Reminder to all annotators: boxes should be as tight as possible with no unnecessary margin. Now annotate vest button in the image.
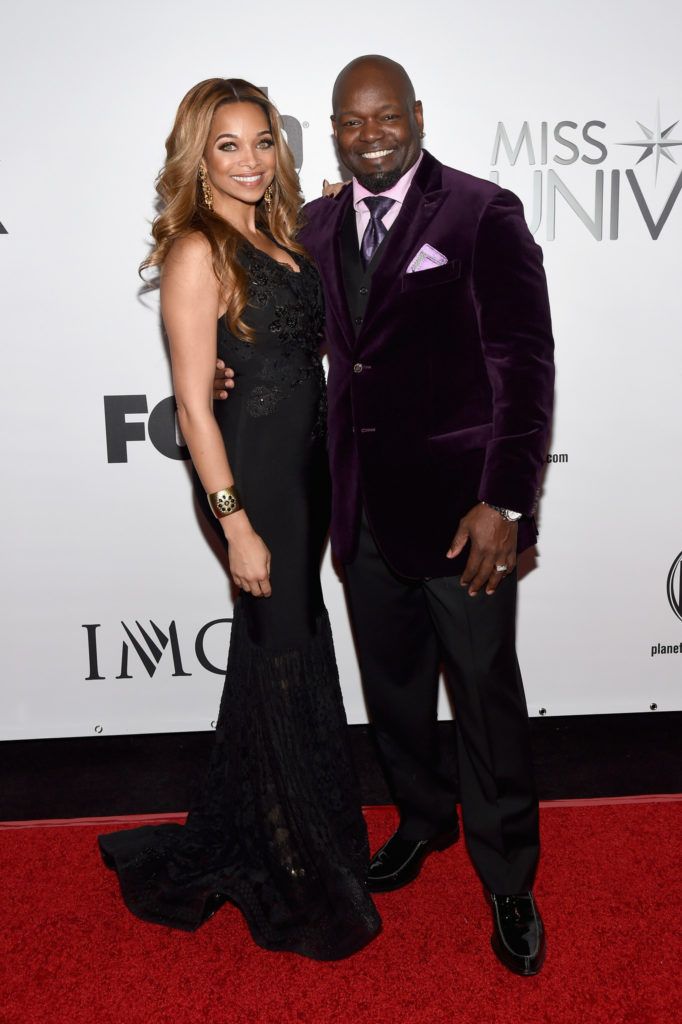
[353,363,363,374]
[354,316,363,326]
[359,287,368,295]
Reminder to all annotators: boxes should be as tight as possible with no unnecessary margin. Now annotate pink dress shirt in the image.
[352,152,424,247]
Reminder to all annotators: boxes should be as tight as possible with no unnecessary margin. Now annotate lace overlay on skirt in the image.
[99,602,381,961]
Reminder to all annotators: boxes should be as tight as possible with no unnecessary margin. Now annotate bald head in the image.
[331,54,423,194]
[332,55,416,115]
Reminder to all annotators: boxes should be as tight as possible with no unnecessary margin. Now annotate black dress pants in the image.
[343,512,539,895]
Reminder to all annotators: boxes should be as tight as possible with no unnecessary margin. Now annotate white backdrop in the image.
[2,0,681,740]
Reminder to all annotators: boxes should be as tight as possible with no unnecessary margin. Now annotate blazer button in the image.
[353,363,363,374]
[359,287,368,295]
[354,316,363,326]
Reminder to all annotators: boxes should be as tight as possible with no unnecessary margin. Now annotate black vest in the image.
[339,203,394,339]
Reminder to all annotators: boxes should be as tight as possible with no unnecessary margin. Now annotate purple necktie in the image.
[360,196,396,268]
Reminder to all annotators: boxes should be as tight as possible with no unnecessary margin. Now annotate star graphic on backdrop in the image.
[619,103,682,181]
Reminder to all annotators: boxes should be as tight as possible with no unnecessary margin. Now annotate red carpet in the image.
[1,800,680,1024]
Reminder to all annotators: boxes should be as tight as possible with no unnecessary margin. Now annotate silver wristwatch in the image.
[485,503,522,523]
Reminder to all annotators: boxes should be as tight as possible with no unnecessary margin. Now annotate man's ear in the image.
[414,100,424,133]
[330,114,338,140]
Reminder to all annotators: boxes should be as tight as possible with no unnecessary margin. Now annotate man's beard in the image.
[355,168,403,193]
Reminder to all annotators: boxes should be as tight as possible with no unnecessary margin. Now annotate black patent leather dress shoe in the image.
[489,891,546,976]
[366,825,460,893]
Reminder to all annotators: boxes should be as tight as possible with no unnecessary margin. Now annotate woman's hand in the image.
[322,178,350,198]
[223,512,272,597]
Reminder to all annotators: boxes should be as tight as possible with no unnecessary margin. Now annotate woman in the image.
[98,79,380,961]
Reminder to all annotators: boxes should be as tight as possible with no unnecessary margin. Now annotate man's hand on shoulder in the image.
[447,503,518,596]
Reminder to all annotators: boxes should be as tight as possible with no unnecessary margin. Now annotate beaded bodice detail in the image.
[217,243,327,436]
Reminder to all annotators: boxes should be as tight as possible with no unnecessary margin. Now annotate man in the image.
[216,56,554,975]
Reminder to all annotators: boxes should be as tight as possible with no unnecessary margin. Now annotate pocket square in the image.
[407,244,449,273]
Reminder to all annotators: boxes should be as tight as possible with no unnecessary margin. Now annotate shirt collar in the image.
[352,151,424,211]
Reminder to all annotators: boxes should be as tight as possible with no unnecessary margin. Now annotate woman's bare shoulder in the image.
[162,232,215,289]
[166,230,213,268]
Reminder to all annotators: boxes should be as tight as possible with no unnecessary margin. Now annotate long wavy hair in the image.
[140,78,306,340]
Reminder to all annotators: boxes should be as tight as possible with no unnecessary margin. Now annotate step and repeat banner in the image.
[1,0,681,739]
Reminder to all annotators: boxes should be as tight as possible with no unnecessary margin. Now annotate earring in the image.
[263,184,273,213]
[198,164,214,210]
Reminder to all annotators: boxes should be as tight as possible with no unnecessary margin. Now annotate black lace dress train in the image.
[98,242,381,960]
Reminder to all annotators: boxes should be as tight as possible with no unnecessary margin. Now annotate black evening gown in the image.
[98,242,381,960]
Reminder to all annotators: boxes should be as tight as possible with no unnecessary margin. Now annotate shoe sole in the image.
[490,934,546,976]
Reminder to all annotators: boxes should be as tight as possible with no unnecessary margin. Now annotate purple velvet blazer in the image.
[299,150,555,578]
